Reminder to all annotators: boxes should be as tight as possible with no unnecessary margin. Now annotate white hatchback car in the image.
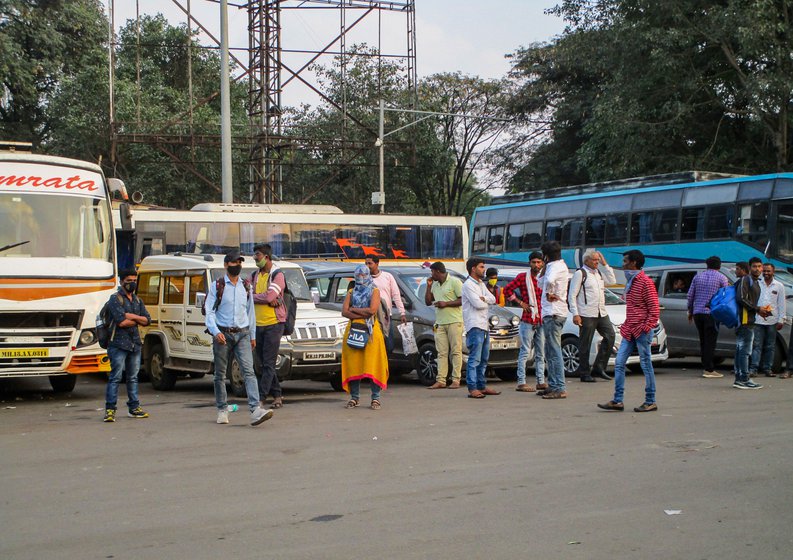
[495,267,669,377]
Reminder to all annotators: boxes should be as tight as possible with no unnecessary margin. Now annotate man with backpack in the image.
[687,256,729,378]
[103,269,151,422]
[568,248,616,383]
[205,250,273,426]
[733,258,771,390]
[252,243,287,408]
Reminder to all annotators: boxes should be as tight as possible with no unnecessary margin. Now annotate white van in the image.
[135,254,346,395]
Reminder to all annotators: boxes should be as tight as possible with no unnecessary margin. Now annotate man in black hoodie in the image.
[734,258,771,389]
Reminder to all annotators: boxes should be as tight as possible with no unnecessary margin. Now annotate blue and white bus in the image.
[470,172,793,271]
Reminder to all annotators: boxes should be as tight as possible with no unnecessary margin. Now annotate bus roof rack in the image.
[171,252,215,261]
[0,140,33,153]
[492,171,743,205]
[190,203,343,214]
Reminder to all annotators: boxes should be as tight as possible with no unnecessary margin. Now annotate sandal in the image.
[370,399,381,410]
[345,399,359,409]
[272,397,283,409]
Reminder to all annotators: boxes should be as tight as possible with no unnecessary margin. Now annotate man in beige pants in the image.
[425,262,464,389]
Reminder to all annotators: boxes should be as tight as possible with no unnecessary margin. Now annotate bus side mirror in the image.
[196,292,206,315]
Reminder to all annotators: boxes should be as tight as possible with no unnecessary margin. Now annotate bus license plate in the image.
[0,348,50,358]
[490,340,517,351]
[304,352,335,361]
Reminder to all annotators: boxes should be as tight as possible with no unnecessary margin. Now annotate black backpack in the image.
[272,269,297,336]
[97,294,123,349]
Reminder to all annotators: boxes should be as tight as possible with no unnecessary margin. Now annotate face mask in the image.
[227,264,242,276]
[488,278,498,286]
[256,258,267,269]
[123,281,137,293]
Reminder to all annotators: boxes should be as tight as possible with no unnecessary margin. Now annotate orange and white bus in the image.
[0,147,124,392]
[116,203,469,274]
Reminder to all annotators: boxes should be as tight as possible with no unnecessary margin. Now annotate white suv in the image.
[135,254,346,395]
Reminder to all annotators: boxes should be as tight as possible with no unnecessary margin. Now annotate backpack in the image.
[97,294,123,349]
[202,276,252,315]
[574,267,589,305]
[272,269,297,336]
[709,282,740,328]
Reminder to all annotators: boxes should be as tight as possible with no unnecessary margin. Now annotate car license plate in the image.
[304,351,335,361]
[0,348,49,358]
[490,340,517,350]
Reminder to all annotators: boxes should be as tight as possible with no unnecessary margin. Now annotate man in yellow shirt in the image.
[252,244,287,408]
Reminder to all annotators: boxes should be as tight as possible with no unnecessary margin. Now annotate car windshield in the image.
[400,272,432,301]
[211,267,312,301]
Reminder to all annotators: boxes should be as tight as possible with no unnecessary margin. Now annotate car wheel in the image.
[417,343,438,386]
[227,355,248,398]
[148,344,177,390]
[329,373,343,392]
[561,336,580,377]
[49,374,76,393]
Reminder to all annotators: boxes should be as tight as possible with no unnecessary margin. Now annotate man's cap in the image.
[224,250,245,263]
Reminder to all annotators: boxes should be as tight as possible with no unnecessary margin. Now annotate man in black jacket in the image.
[734,258,771,390]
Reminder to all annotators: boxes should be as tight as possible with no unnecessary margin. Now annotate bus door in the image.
[135,231,166,265]
[160,270,187,354]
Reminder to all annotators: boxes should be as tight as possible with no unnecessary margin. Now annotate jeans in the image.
[105,345,141,411]
[517,321,545,385]
[256,323,284,398]
[577,315,615,375]
[543,315,566,392]
[693,313,719,372]
[212,330,261,413]
[613,330,656,405]
[435,322,463,384]
[750,324,776,374]
[348,379,382,402]
[465,327,490,391]
[734,325,755,382]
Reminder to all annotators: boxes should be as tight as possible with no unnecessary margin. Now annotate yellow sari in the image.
[341,318,390,392]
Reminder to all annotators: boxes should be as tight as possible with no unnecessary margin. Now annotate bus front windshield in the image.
[0,193,112,261]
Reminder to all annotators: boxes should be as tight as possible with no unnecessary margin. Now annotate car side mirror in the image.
[196,292,206,314]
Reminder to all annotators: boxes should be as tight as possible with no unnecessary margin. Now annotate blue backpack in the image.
[709,282,740,328]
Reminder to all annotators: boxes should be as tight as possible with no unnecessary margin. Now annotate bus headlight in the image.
[77,329,97,347]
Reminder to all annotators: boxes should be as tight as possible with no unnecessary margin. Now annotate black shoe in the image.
[593,370,612,381]
[579,375,596,383]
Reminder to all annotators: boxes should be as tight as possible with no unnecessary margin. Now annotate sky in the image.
[104,0,566,108]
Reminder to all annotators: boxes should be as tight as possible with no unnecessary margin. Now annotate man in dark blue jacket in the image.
[103,269,151,422]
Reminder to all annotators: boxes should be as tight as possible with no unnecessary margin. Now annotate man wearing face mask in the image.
[252,243,286,408]
[103,269,151,422]
[206,250,273,426]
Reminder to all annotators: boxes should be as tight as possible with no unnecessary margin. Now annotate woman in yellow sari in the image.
[341,265,389,409]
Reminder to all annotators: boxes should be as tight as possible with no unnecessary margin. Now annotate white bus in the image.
[116,203,469,273]
[0,149,124,392]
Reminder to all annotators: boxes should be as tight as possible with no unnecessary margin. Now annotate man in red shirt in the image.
[598,250,660,413]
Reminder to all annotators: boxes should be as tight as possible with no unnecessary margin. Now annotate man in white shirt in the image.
[750,262,786,377]
[539,241,569,399]
[568,248,617,383]
[462,257,499,398]
[365,256,407,349]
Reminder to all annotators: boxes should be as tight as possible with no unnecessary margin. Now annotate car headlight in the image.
[489,315,500,327]
[510,316,520,327]
[78,329,97,347]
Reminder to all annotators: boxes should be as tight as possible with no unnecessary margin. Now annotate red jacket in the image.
[620,271,659,341]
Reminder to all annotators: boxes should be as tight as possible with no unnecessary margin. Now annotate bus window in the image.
[586,216,606,246]
[487,225,504,253]
[387,225,420,259]
[187,222,240,254]
[775,201,793,261]
[291,225,342,258]
[139,221,185,253]
[241,223,291,257]
[736,202,769,248]
[630,210,678,243]
[561,218,583,248]
[137,272,161,306]
[472,227,487,254]
[545,220,562,243]
[704,205,734,239]
[681,208,706,241]
[335,225,386,259]
[506,222,542,252]
[605,214,628,245]
[423,226,463,259]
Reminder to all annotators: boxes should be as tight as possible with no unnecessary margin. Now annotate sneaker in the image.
[103,409,115,423]
[250,407,274,426]
[733,380,751,390]
[217,410,229,424]
[702,371,724,378]
[743,380,763,389]
[127,407,149,419]
[633,402,658,412]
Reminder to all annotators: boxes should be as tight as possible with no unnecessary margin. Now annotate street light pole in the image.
[219,0,233,203]
[378,98,385,214]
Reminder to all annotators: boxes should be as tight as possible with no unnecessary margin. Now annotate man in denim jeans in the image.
[598,250,660,412]
[206,250,274,426]
[749,262,785,378]
[103,269,151,422]
[539,241,569,400]
[462,257,498,398]
[733,258,770,389]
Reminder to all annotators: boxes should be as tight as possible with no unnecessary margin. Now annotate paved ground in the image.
[1,359,792,560]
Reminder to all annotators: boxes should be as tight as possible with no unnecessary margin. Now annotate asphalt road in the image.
[1,359,792,560]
